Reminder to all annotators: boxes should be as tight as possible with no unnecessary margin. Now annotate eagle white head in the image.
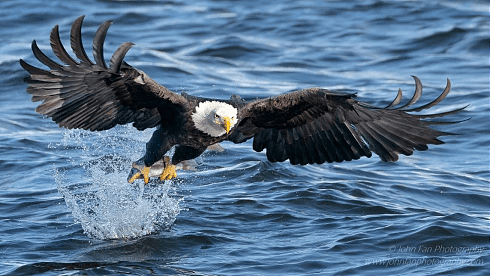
[191,101,238,137]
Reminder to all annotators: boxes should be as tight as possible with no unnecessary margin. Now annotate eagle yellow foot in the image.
[159,156,177,181]
[127,156,178,184]
[127,166,151,184]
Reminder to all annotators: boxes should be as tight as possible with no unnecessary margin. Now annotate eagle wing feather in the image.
[230,77,463,164]
[20,15,187,131]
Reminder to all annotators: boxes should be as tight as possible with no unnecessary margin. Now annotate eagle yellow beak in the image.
[223,116,231,134]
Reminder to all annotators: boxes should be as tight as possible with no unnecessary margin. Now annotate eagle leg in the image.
[159,156,177,181]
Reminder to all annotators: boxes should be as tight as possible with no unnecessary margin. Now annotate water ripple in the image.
[1,0,489,275]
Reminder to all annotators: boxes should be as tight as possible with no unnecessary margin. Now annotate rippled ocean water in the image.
[1,0,489,275]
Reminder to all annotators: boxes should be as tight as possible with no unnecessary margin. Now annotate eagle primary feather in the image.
[20,16,466,183]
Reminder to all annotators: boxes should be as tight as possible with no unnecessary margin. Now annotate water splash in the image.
[53,126,181,240]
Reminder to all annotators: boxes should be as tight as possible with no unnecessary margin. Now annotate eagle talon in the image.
[159,156,177,181]
[127,157,177,183]
[127,165,151,184]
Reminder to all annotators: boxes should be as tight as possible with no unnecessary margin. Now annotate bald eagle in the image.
[20,16,465,184]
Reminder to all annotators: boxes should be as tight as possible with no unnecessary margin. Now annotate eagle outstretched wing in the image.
[20,15,187,131]
[229,77,465,164]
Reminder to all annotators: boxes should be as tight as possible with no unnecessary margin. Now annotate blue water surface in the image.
[0,0,489,275]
